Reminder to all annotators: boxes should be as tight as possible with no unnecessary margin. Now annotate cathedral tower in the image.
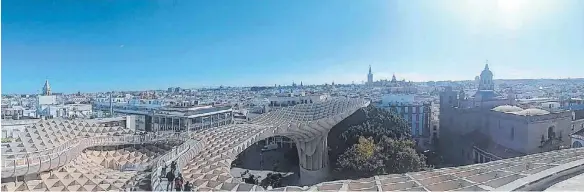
[42,79,51,96]
[367,65,373,84]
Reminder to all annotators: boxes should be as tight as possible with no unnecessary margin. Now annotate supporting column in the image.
[295,136,329,186]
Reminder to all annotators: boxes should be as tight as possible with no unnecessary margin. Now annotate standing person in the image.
[171,161,177,173]
[166,171,175,191]
[161,165,167,178]
[174,174,183,191]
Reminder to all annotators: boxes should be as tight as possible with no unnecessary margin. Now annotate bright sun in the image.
[495,0,529,31]
[496,0,528,13]
[460,0,544,32]
[453,0,560,36]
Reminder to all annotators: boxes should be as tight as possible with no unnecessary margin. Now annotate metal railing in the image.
[149,138,204,191]
[121,137,201,191]
[1,132,187,178]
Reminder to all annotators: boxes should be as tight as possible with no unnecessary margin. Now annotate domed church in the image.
[438,61,576,167]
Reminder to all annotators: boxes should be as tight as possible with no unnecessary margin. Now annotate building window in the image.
[548,126,555,139]
[433,125,437,131]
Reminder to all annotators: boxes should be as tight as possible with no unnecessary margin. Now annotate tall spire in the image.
[42,79,51,96]
[367,65,373,84]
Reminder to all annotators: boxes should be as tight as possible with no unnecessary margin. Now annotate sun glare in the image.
[496,0,529,31]
[458,0,553,33]
[496,0,527,12]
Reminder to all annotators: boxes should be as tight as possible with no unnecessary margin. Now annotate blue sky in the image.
[2,0,583,94]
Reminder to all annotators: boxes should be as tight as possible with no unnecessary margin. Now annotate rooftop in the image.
[154,106,233,117]
[492,105,524,113]
[560,104,584,111]
[513,108,551,116]
[473,90,499,101]
[3,98,584,192]
[491,106,554,116]
[572,128,584,140]
[464,130,525,159]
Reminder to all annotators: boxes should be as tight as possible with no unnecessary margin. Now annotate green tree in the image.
[339,106,411,148]
[1,138,13,143]
[336,136,426,178]
[376,136,427,173]
[336,137,384,178]
[332,106,427,179]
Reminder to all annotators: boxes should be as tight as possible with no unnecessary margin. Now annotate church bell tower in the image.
[367,65,373,84]
[42,79,51,96]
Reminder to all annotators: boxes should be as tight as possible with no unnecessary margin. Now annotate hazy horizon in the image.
[3,77,583,95]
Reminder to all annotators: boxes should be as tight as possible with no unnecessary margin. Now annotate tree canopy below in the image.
[340,106,411,146]
[330,105,427,179]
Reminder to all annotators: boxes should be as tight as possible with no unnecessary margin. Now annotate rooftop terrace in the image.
[2,99,583,191]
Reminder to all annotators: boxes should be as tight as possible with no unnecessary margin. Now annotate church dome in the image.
[513,108,550,116]
[492,105,523,113]
[480,64,493,77]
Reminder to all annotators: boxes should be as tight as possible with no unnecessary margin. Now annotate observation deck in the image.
[2,98,583,191]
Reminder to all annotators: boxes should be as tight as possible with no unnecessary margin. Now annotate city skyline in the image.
[2,0,584,93]
[2,1,584,191]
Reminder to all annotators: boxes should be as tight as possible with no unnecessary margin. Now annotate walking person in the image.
[166,170,175,191]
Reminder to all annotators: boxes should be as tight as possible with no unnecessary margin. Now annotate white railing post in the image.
[11,159,16,177]
[25,154,30,176]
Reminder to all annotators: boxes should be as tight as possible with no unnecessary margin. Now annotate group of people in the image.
[161,161,192,191]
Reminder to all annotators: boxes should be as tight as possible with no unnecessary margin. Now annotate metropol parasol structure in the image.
[2,98,584,191]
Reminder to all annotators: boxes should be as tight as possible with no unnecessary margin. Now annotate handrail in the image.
[121,137,200,191]
[2,138,80,157]
[2,132,179,160]
[1,132,188,178]
[149,138,205,191]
